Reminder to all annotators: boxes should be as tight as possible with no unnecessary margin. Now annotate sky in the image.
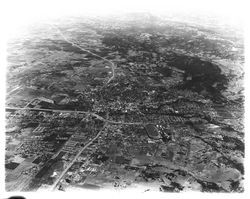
[2,0,246,28]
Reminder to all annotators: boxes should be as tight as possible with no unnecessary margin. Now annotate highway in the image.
[7,86,21,96]
[50,123,108,191]
[6,25,142,192]
[5,106,147,126]
[50,24,116,85]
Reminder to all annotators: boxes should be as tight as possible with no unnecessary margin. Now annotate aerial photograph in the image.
[3,0,245,194]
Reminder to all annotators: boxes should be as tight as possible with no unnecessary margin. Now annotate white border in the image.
[1,0,249,198]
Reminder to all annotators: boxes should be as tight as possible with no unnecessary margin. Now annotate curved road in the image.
[8,25,137,191]
[50,24,116,84]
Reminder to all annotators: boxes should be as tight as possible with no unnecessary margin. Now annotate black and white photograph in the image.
[1,0,248,198]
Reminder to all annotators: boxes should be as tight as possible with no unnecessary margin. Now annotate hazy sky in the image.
[3,0,246,26]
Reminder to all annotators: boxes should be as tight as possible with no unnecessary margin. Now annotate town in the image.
[5,14,244,192]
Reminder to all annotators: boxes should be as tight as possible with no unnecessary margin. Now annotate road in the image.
[50,24,116,84]
[50,123,108,191]
[7,86,21,96]
[5,106,147,126]
[5,25,145,191]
